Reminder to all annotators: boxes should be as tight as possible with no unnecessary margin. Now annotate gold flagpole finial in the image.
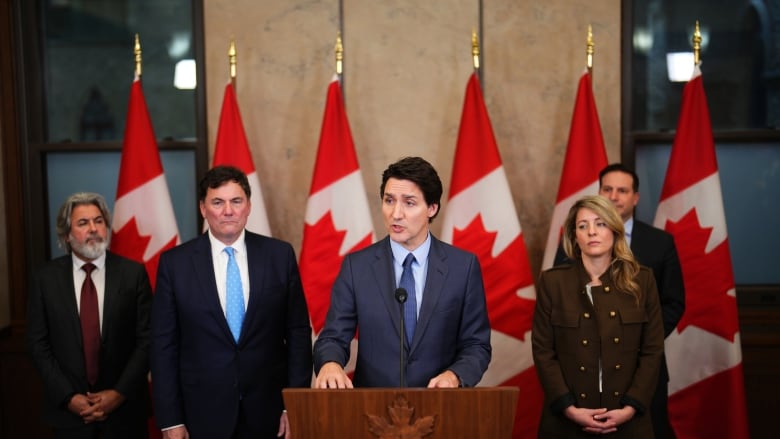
[134,33,142,78]
[586,25,594,73]
[229,39,237,84]
[693,21,702,65]
[335,32,344,75]
[471,29,480,70]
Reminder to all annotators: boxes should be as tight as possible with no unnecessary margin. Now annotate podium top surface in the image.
[283,387,519,439]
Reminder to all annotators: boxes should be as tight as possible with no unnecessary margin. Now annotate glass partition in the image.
[636,142,780,284]
[630,0,776,131]
[41,0,196,142]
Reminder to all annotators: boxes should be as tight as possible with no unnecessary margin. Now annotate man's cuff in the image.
[162,424,185,431]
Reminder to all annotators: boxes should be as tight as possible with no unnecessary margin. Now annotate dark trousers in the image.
[232,400,280,439]
[54,424,101,439]
[53,418,148,439]
[651,377,675,439]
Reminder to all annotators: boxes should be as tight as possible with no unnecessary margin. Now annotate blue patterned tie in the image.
[224,247,245,342]
[400,253,417,345]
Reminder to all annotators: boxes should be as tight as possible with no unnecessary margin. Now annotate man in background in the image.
[28,192,152,438]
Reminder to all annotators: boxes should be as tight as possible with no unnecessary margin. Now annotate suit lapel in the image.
[191,234,235,343]
[101,253,120,342]
[411,236,448,351]
[371,237,404,343]
[241,232,267,342]
[630,221,648,264]
[56,256,83,348]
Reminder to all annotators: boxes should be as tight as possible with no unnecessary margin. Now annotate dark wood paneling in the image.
[1,0,29,328]
[738,286,780,438]
[0,329,53,438]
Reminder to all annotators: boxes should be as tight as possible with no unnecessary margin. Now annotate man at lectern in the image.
[313,156,491,389]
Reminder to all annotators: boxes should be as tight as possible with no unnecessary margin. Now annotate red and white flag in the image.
[541,71,608,269]
[441,72,541,438]
[653,64,749,439]
[299,76,373,371]
[112,77,180,290]
[112,75,179,439]
[212,82,271,236]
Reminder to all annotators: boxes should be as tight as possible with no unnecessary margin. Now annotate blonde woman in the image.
[532,195,664,438]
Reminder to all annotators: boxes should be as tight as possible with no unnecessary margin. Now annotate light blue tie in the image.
[400,253,417,346]
[225,247,245,342]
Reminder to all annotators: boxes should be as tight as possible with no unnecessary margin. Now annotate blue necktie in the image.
[400,253,417,345]
[225,247,245,342]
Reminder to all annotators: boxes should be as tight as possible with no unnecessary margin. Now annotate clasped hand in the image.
[68,390,125,423]
[564,405,636,435]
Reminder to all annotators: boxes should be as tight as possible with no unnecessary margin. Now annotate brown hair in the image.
[562,195,641,302]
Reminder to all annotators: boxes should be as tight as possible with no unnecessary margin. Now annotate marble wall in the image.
[203,0,621,277]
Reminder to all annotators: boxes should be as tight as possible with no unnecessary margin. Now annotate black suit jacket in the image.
[27,252,152,437]
[628,220,685,338]
[151,232,312,438]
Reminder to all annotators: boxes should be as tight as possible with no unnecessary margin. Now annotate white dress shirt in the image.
[208,229,250,314]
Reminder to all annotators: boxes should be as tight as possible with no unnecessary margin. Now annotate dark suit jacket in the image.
[151,232,312,438]
[313,235,491,387]
[629,220,685,339]
[27,252,152,438]
[532,261,664,438]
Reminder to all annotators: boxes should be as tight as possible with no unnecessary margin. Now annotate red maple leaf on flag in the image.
[301,211,372,333]
[452,215,541,438]
[112,218,177,290]
[452,215,535,341]
[112,218,151,262]
[663,208,738,341]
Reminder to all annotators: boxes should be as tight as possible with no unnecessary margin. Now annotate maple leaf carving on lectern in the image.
[365,395,436,439]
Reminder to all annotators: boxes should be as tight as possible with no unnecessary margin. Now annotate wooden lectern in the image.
[283,387,518,438]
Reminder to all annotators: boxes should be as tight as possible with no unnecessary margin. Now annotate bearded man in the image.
[27,192,153,439]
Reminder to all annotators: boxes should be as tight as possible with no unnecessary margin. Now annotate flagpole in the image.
[471,29,480,71]
[692,20,702,66]
[586,25,594,76]
[335,32,343,76]
[229,39,237,87]
[134,33,142,78]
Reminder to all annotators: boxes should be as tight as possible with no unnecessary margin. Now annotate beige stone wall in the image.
[204,0,621,278]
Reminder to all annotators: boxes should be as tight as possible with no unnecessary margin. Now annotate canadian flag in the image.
[212,82,272,236]
[541,71,608,269]
[112,76,180,290]
[111,76,180,439]
[653,64,750,438]
[299,76,373,371]
[441,72,541,438]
